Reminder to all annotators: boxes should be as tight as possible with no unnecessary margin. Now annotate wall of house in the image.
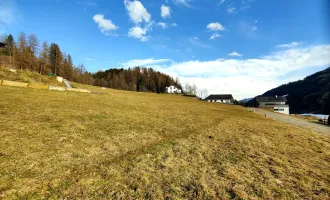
[208,99,233,104]
[166,86,180,94]
[259,101,286,107]
[274,106,290,115]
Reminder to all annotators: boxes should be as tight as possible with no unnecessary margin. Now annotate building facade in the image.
[256,96,290,115]
[165,85,182,94]
[205,94,234,104]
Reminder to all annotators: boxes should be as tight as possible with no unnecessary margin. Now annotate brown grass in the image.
[0,83,330,199]
[0,67,64,87]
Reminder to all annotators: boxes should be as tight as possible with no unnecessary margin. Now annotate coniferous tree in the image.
[49,43,63,76]
[5,34,15,67]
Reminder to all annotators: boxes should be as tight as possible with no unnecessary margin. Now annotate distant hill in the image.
[239,98,253,103]
[247,67,330,114]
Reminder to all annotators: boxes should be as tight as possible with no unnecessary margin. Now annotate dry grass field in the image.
[1,83,330,199]
[0,67,64,87]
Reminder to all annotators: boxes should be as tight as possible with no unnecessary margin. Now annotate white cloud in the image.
[124,0,151,24]
[172,0,192,8]
[227,6,236,14]
[240,6,250,10]
[93,14,118,35]
[157,22,167,29]
[251,26,258,31]
[228,52,243,57]
[149,44,330,99]
[171,23,177,27]
[161,5,171,19]
[77,0,98,7]
[128,26,150,41]
[207,22,225,31]
[219,0,225,4]
[122,58,171,67]
[210,33,221,40]
[84,58,93,61]
[276,42,302,49]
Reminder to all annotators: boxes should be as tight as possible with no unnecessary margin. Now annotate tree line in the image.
[0,32,190,94]
[0,32,93,85]
[93,67,182,93]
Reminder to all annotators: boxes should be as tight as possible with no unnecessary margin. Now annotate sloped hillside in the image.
[1,83,330,199]
[248,67,330,114]
[0,67,64,87]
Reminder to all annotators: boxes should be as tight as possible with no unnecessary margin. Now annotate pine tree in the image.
[5,34,15,67]
[67,54,73,80]
[49,43,63,76]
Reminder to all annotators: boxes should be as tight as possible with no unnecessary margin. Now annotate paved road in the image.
[249,108,330,135]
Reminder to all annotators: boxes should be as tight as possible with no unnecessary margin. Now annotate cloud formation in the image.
[123,44,330,99]
[276,42,302,48]
[128,26,150,41]
[161,5,171,19]
[124,0,151,24]
[228,52,243,56]
[124,0,153,41]
[122,58,171,67]
[207,22,225,31]
[156,22,167,29]
[172,0,192,8]
[93,14,118,35]
[210,33,221,40]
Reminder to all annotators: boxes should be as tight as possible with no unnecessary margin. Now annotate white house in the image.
[256,95,290,115]
[166,85,182,94]
[204,94,234,104]
[274,105,290,115]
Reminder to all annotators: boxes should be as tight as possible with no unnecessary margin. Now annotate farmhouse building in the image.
[205,94,234,104]
[166,85,182,94]
[256,96,290,115]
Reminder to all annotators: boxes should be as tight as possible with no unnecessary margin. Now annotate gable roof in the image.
[256,96,287,103]
[205,94,234,100]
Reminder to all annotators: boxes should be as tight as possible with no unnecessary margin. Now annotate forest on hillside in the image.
[0,33,94,85]
[0,32,184,94]
[94,68,182,93]
[247,67,330,114]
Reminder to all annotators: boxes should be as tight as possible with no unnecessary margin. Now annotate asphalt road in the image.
[249,108,330,135]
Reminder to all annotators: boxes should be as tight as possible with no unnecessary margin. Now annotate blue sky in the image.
[1,0,330,99]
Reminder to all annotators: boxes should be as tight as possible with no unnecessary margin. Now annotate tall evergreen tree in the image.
[49,43,63,76]
[5,34,15,67]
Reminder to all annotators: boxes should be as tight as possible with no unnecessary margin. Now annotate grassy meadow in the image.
[1,84,330,199]
[0,67,64,87]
